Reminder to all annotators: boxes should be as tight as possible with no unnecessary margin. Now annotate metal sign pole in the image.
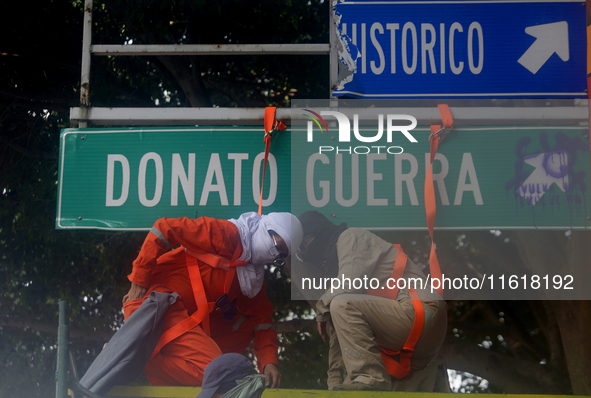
[55,301,69,398]
[79,0,93,128]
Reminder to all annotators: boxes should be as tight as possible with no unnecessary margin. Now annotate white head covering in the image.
[229,212,303,298]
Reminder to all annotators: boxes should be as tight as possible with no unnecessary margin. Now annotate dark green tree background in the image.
[1,1,590,397]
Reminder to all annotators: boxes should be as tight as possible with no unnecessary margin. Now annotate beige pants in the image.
[326,294,447,391]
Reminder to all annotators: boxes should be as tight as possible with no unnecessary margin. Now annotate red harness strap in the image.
[150,245,246,359]
[425,104,453,297]
[360,106,452,377]
[366,244,406,300]
[367,245,425,379]
[367,105,451,375]
[378,288,425,379]
[258,107,286,216]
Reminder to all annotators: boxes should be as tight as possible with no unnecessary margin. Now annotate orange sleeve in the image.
[128,217,238,288]
[237,282,278,372]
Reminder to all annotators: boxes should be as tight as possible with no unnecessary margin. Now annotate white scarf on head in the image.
[229,212,303,298]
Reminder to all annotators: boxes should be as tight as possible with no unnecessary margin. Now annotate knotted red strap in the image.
[258,107,286,215]
[379,288,425,379]
[425,104,452,297]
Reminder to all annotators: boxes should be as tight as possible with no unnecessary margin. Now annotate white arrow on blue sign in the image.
[332,0,586,99]
[517,21,570,75]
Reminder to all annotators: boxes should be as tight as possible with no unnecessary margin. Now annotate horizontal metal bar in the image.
[91,44,330,56]
[70,106,589,127]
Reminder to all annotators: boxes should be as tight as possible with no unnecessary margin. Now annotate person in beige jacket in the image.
[296,211,448,391]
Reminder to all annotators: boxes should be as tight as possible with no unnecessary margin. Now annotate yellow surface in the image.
[100,386,584,398]
[106,385,201,397]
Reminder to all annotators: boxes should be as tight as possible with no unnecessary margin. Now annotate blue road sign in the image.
[332,0,587,99]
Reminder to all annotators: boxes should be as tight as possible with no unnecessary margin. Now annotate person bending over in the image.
[296,211,447,391]
[123,212,303,388]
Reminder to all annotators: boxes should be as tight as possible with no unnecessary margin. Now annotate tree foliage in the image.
[1,1,590,397]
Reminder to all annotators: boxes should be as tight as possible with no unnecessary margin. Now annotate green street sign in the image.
[56,127,292,230]
[290,126,590,230]
[57,126,590,231]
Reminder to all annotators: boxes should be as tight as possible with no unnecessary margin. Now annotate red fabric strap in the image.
[367,244,407,300]
[387,244,407,299]
[366,245,426,379]
[186,254,210,336]
[425,104,452,297]
[150,253,209,359]
[150,247,244,359]
[258,134,272,216]
[184,241,247,270]
[378,288,425,379]
[258,107,286,215]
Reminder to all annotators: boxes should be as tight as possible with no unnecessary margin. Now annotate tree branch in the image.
[529,300,565,364]
[156,56,212,107]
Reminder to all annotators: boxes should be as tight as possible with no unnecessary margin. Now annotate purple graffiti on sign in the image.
[505,131,589,228]
[516,151,568,206]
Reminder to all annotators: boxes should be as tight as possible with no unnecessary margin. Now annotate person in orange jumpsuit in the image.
[122,212,303,388]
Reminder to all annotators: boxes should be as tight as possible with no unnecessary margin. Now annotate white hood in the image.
[229,212,303,298]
